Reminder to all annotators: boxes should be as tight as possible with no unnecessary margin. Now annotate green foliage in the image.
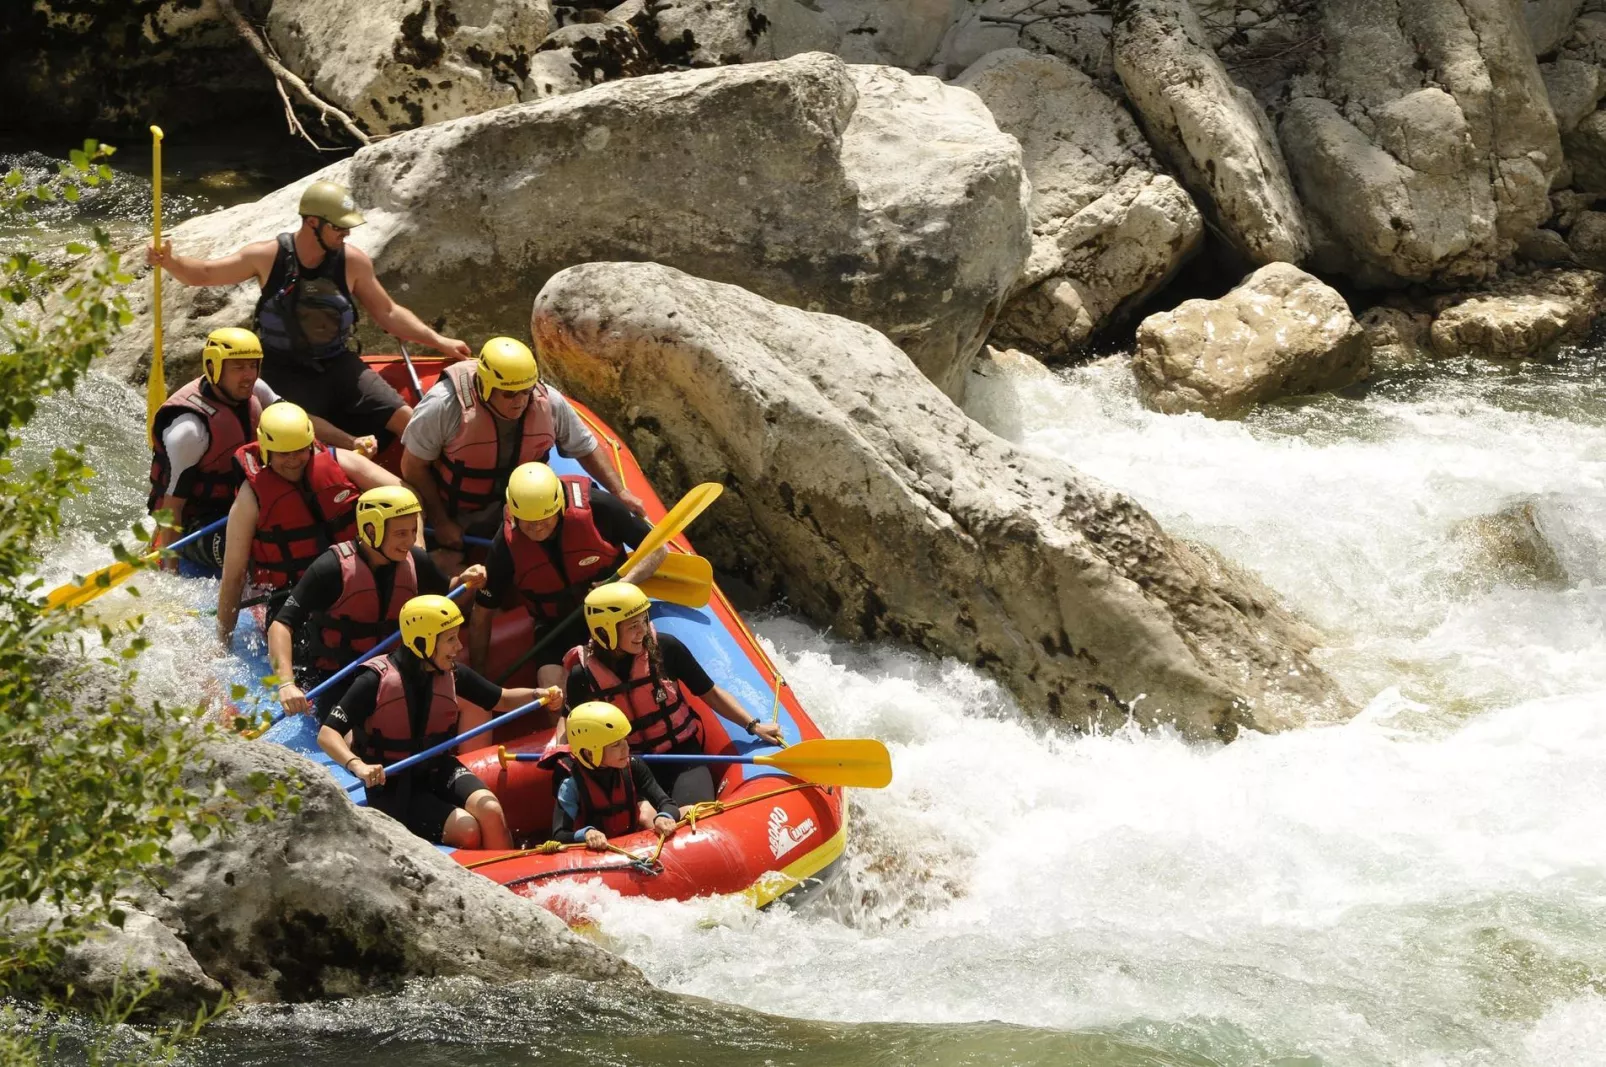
[0,142,278,1050]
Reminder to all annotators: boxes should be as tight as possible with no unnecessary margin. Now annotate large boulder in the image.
[532,261,1353,740]
[955,49,1203,358]
[0,0,276,137]
[524,19,657,100]
[1132,263,1371,418]
[263,0,555,135]
[1278,0,1563,286]
[125,739,629,1002]
[1111,0,1310,267]
[108,54,1029,400]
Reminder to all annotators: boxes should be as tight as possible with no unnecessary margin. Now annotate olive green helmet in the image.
[298,179,365,229]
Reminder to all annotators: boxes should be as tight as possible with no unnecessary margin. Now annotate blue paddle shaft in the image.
[346,694,549,788]
[506,752,772,765]
[301,582,466,702]
[163,515,228,553]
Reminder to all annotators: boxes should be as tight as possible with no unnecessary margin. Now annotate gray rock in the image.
[1528,0,1587,57]
[631,0,840,67]
[1427,267,1606,358]
[3,901,223,1020]
[934,0,1115,83]
[1564,107,1606,192]
[1541,58,1605,131]
[1449,497,1569,589]
[532,260,1353,740]
[110,55,1030,401]
[1132,263,1372,418]
[1569,209,1606,266]
[127,739,629,1002]
[524,20,656,99]
[1112,0,1310,267]
[1517,226,1577,264]
[1279,0,1563,286]
[264,0,555,135]
[955,49,1203,357]
[1360,304,1435,369]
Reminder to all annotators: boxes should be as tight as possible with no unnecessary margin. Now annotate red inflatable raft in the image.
[246,354,847,919]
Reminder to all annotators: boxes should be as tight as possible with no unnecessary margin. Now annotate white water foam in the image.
[30,354,1606,1065]
[560,355,1606,1065]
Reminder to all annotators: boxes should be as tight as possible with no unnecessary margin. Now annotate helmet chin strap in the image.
[310,218,337,256]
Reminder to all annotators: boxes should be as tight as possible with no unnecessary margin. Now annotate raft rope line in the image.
[464,782,817,887]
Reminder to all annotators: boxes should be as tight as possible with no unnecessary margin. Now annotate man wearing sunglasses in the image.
[147,180,471,452]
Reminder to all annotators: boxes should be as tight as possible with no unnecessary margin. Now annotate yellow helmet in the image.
[355,485,422,550]
[257,402,316,454]
[475,336,540,402]
[399,594,463,659]
[584,582,650,651]
[201,327,263,385]
[567,701,632,770]
[298,179,365,228]
[505,462,564,522]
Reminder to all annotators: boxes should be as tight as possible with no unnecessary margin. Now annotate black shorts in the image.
[264,350,407,443]
[368,759,488,844]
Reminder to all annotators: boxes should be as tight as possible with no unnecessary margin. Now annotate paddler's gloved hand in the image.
[352,435,378,458]
[653,815,676,839]
[540,686,564,711]
[584,828,609,851]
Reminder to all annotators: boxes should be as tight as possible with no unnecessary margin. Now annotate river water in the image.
[12,145,1606,1066]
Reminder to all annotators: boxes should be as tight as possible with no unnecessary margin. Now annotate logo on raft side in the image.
[768,805,816,860]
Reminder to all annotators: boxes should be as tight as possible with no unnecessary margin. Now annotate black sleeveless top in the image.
[253,233,359,365]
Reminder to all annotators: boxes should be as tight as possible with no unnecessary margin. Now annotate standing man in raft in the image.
[145,179,471,448]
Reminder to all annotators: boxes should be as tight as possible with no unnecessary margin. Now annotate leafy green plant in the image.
[0,142,283,1056]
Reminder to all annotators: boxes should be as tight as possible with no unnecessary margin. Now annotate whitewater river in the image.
[14,146,1606,1066]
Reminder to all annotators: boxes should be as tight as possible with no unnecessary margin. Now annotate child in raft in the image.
[543,702,680,850]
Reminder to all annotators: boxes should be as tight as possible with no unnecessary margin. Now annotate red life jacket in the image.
[306,541,419,672]
[235,443,359,590]
[147,376,261,526]
[433,361,556,517]
[355,654,460,766]
[505,477,624,622]
[562,628,704,755]
[538,746,638,838]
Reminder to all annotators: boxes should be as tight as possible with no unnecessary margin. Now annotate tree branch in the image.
[214,0,372,149]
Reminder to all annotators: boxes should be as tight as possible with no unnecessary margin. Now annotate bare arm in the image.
[216,486,259,648]
[619,545,667,585]
[577,449,631,504]
[703,684,785,745]
[147,239,276,288]
[152,494,186,564]
[400,448,458,542]
[335,447,400,490]
[310,415,374,456]
[468,603,495,674]
[347,248,471,360]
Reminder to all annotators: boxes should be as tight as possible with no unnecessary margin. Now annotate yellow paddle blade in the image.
[619,483,722,576]
[637,553,714,608]
[756,738,893,789]
[42,557,148,613]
